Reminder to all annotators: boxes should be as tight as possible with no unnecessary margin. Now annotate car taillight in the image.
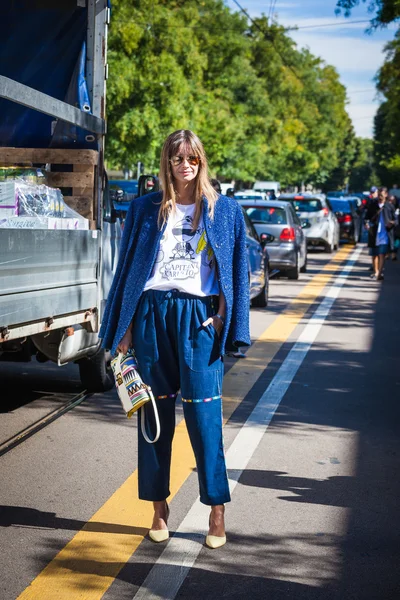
[362,198,367,205]
[337,214,352,223]
[280,227,296,241]
[322,207,329,216]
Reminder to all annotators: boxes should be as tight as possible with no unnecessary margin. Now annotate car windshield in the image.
[329,199,351,212]
[286,198,322,213]
[110,180,138,193]
[245,206,287,224]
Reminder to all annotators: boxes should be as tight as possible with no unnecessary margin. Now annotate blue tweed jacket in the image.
[99,192,250,356]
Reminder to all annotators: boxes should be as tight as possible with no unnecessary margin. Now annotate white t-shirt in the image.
[144,203,219,296]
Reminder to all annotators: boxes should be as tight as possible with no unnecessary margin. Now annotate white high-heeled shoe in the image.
[149,502,169,543]
[149,528,169,543]
[205,534,226,549]
[206,506,226,548]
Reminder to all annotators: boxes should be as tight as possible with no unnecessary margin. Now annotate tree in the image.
[106,0,356,189]
[336,0,400,186]
[335,0,400,27]
[348,138,379,190]
[373,30,400,184]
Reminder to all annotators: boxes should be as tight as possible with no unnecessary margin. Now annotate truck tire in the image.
[78,347,114,392]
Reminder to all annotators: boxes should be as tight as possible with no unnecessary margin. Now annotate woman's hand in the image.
[202,314,224,337]
[116,329,133,355]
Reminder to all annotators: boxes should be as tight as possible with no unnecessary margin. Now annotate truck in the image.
[0,0,120,392]
[253,181,281,195]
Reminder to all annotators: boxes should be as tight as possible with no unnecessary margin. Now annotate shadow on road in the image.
[236,258,400,599]
[0,505,148,537]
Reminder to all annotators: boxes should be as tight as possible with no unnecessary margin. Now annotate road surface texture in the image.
[1,244,399,600]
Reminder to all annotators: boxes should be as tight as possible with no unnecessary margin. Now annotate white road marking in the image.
[133,247,363,600]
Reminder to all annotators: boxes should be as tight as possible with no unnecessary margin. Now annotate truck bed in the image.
[0,229,99,329]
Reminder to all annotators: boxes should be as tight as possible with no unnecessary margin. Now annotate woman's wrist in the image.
[215,313,225,325]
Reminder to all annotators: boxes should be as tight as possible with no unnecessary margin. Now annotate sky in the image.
[225,0,397,138]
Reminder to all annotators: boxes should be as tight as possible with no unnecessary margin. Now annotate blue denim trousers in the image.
[131,289,231,506]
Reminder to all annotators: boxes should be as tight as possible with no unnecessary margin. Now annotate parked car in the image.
[327,197,362,244]
[280,193,340,253]
[326,190,347,198]
[109,179,138,201]
[240,207,270,307]
[350,192,369,208]
[235,190,268,201]
[237,199,307,280]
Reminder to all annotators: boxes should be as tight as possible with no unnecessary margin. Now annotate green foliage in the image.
[373,29,400,184]
[336,1,400,185]
[348,138,379,190]
[335,0,400,27]
[106,0,356,188]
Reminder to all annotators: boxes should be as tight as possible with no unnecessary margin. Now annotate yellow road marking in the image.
[223,245,353,417]
[18,246,354,600]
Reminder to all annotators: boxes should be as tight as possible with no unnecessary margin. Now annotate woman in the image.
[100,130,250,549]
[365,187,395,280]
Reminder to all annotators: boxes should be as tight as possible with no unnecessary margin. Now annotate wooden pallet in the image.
[0,148,99,227]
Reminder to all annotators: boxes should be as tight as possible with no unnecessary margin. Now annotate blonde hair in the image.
[158,130,218,229]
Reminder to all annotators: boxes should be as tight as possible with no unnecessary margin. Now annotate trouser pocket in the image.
[189,301,221,372]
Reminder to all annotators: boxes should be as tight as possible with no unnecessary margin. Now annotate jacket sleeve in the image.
[229,204,251,348]
[99,200,137,344]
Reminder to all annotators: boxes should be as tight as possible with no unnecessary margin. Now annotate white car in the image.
[234,191,268,201]
[279,193,340,253]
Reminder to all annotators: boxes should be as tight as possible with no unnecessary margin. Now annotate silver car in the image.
[237,199,307,280]
[280,193,340,253]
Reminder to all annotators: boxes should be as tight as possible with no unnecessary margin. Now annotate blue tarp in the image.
[0,0,94,148]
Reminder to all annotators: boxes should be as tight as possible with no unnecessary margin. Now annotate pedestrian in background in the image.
[100,129,250,549]
[368,186,378,205]
[365,187,395,280]
[389,183,400,202]
[366,186,379,272]
[388,194,399,260]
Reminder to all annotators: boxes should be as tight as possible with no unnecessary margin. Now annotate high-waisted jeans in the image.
[131,289,230,506]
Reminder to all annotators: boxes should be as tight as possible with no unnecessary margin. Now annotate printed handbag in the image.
[111,349,160,443]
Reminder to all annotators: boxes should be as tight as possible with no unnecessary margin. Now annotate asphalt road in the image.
[1,244,399,600]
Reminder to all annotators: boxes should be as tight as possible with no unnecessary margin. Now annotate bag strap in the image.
[141,386,160,444]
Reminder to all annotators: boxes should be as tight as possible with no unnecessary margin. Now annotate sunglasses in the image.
[169,155,200,167]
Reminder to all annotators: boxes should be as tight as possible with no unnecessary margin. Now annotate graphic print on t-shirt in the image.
[161,214,197,280]
[157,213,214,281]
[170,216,197,261]
[197,230,215,269]
[144,203,219,295]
